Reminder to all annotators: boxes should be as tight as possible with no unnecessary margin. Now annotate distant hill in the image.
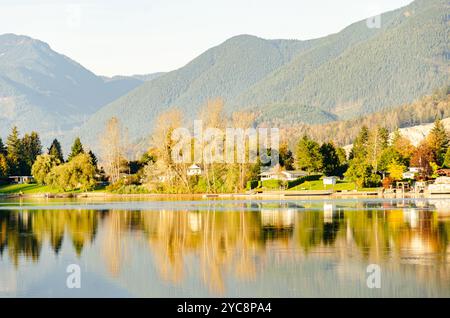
[0,34,143,141]
[75,0,449,151]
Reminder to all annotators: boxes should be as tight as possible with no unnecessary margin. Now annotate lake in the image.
[0,197,450,297]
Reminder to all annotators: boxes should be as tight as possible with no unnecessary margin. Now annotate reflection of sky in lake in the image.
[0,198,450,297]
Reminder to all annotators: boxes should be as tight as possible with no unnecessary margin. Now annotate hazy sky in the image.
[1,0,413,76]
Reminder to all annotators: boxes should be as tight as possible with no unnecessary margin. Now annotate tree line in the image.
[0,127,99,191]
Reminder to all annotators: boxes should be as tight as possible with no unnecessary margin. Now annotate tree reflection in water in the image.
[0,199,450,295]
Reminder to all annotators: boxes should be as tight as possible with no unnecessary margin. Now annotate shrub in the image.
[262,179,283,189]
[287,174,322,189]
[246,180,259,190]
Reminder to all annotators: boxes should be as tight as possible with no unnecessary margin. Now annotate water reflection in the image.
[0,198,450,297]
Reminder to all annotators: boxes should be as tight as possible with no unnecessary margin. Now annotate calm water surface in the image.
[1,197,450,297]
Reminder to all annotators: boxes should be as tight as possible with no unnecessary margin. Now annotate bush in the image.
[246,180,259,190]
[262,179,283,189]
[287,174,322,189]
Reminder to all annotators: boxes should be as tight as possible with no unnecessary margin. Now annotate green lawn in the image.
[0,183,55,194]
[0,183,107,194]
[289,180,380,192]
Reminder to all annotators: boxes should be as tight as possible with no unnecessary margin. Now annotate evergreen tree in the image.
[88,150,98,168]
[0,154,8,178]
[68,137,84,161]
[349,126,369,160]
[48,139,64,163]
[427,119,449,166]
[320,142,340,176]
[22,132,42,175]
[6,126,24,176]
[442,147,450,169]
[295,135,323,173]
[0,137,6,156]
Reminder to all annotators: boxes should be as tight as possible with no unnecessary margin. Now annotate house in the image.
[259,168,307,181]
[187,164,202,176]
[9,176,34,184]
[428,177,450,194]
[323,176,337,186]
[403,167,423,179]
[402,171,416,180]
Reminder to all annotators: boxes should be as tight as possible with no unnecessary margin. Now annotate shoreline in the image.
[1,190,448,200]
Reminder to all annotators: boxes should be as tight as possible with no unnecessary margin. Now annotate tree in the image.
[22,132,42,175]
[6,126,24,176]
[0,138,6,156]
[88,150,98,168]
[444,147,450,168]
[278,142,294,170]
[410,141,435,177]
[0,154,8,178]
[320,142,341,176]
[68,137,84,161]
[387,161,406,180]
[427,119,449,166]
[151,109,191,192]
[48,139,64,163]
[391,129,415,163]
[31,154,61,185]
[349,126,369,160]
[295,135,322,173]
[367,126,389,172]
[46,153,96,191]
[344,161,373,188]
[101,117,125,184]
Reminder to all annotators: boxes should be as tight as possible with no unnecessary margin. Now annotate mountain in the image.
[0,33,144,141]
[75,0,449,152]
[74,35,317,148]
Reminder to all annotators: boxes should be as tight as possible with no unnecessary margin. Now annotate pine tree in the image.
[22,131,42,175]
[295,135,323,173]
[320,142,340,176]
[68,137,84,161]
[88,150,98,168]
[443,147,450,169]
[0,137,6,156]
[427,119,449,166]
[6,126,24,176]
[48,139,64,163]
[349,126,369,160]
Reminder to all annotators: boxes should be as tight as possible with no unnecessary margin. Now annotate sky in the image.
[0,0,414,77]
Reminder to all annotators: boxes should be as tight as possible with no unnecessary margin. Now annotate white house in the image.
[187,164,202,176]
[323,176,337,186]
[9,176,34,184]
[259,169,307,181]
[402,171,416,180]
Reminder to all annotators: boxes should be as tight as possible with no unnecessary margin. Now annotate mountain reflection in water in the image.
[0,198,449,297]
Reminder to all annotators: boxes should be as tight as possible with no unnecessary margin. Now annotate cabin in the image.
[187,164,202,176]
[9,176,34,184]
